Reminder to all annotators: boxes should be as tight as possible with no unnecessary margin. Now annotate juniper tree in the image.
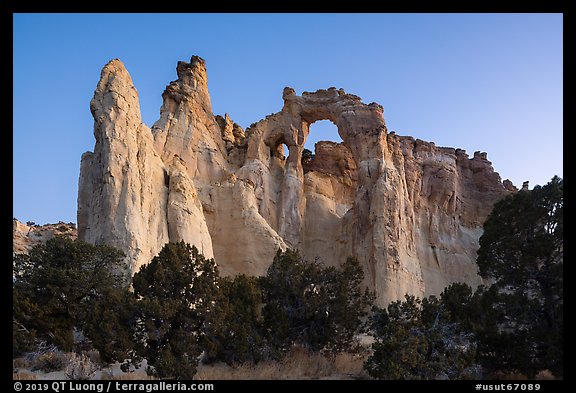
[13,237,127,354]
[203,274,266,365]
[261,249,373,356]
[364,295,480,380]
[132,242,220,379]
[476,176,563,377]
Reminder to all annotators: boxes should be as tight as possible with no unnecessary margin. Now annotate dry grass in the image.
[101,370,156,380]
[333,351,367,376]
[13,357,32,370]
[65,353,100,380]
[490,370,558,380]
[13,371,38,380]
[491,371,529,380]
[195,347,369,380]
[535,370,556,380]
[33,351,70,373]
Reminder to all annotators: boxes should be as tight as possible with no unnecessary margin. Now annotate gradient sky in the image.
[13,13,563,225]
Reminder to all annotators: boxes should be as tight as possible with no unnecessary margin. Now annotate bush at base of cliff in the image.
[261,249,374,357]
[13,237,127,354]
[203,274,266,365]
[132,241,220,380]
[364,294,480,380]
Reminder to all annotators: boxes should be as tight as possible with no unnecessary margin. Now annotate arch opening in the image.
[270,142,289,161]
[305,120,343,153]
[301,118,358,185]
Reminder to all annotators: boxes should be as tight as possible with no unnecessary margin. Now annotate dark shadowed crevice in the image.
[270,142,289,161]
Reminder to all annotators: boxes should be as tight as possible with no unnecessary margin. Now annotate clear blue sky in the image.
[13,13,563,225]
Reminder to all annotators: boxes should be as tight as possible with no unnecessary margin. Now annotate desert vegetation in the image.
[13,177,562,380]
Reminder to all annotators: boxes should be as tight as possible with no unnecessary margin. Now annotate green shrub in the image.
[262,249,373,356]
[133,242,220,380]
[13,237,127,353]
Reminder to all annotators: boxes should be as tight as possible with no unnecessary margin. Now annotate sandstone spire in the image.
[151,56,229,184]
[78,59,169,273]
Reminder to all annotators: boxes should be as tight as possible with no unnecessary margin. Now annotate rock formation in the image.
[78,56,515,305]
[13,219,77,255]
[78,59,172,274]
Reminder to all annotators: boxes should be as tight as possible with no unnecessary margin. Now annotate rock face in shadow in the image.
[78,56,515,305]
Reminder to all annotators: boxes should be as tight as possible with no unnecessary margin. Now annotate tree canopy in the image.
[13,237,127,354]
[476,176,563,377]
[364,292,480,380]
[261,249,373,355]
[132,241,220,379]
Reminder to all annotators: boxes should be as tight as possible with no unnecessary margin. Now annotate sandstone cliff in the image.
[13,219,77,255]
[78,56,515,305]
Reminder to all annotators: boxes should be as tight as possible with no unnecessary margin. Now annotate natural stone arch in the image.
[280,87,387,169]
[247,87,388,252]
[79,56,515,309]
[267,132,290,161]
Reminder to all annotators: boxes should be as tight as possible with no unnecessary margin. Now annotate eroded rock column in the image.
[78,59,169,274]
